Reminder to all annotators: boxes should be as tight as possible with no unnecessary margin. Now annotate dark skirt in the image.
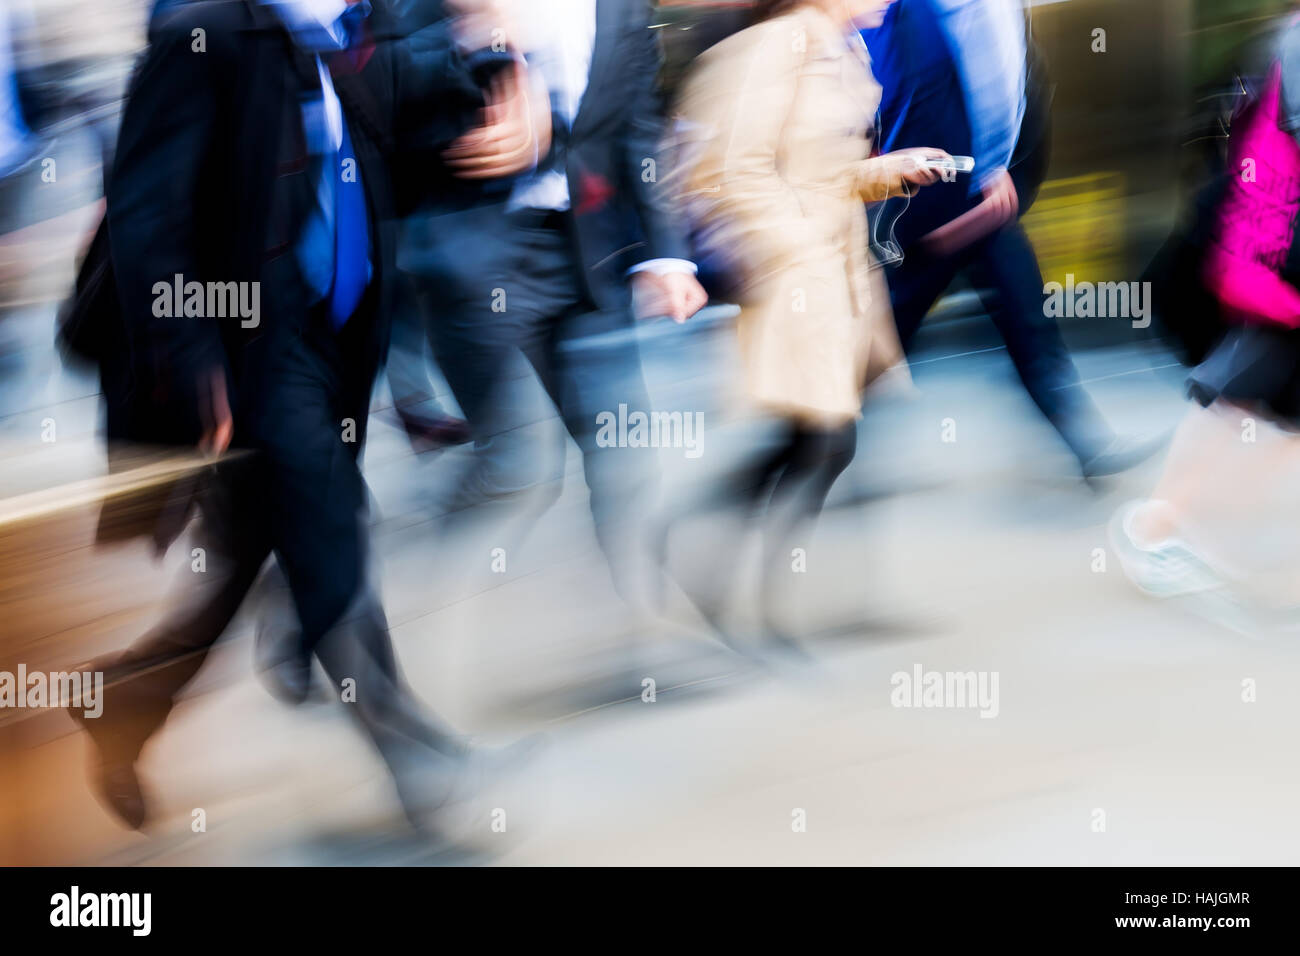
[1187,324,1300,427]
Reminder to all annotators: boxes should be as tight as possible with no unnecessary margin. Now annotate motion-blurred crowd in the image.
[4,0,1300,840]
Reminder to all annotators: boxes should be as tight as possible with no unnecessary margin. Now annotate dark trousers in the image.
[719,420,858,574]
[889,221,1113,461]
[665,418,858,625]
[91,307,464,795]
[386,271,451,414]
[410,205,653,558]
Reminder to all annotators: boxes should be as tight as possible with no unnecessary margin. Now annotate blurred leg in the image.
[969,223,1114,461]
[251,324,471,809]
[421,216,568,501]
[311,586,469,814]
[656,421,803,635]
[1135,401,1300,553]
[385,276,470,449]
[387,274,441,412]
[253,332,369,648]
[759,421,858,631]
[548,306,658,585]
[72,462,270,828]
[885,249,964,353]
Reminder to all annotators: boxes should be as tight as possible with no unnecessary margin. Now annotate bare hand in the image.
[920,168,1019,257]
[631,271,708,323]
[443,61,551,180]
[883,147,954,189]
[198,367,233,456]
[979,167,1019,225]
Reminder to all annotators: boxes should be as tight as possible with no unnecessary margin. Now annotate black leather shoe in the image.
[254,589,315,705]
[67,704,148,830]
[400,734,549,841]
[259,646,314,706]
[395,407,472,450]
[94,761,148,831]
[1080,433,1167,478]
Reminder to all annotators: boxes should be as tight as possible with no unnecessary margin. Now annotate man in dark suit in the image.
[399,0,706,604]
[71,0,543,831]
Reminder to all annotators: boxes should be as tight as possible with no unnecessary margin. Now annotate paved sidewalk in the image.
[5,307,1300,865]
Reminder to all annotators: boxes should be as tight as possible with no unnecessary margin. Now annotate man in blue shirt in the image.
[864,0,1154,477]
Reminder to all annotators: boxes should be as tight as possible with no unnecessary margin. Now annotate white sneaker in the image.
[1108,501,1227,598]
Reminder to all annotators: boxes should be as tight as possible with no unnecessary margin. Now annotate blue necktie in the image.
[329,115,368,328]
[328,5,369,328]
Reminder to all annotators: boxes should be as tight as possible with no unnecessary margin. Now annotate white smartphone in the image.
[923,155,975,174]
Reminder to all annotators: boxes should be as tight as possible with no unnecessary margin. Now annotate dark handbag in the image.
[54,215,203,549]
[55,215,121,366]
[1010,37,1053,211]
[1141,174,1230,367]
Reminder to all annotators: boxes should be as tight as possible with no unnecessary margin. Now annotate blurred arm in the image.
[623,3,692,266]
[106,12,228,411]
[391,10,517,154]
[1205,245,1300,329]
[678,19,835,279]
[932,0,1026,194]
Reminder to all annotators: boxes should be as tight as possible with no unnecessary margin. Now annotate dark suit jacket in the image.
[105,0,496,445]
[401,0,690,314]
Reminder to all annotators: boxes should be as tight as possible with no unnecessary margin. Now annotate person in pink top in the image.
[1204,66,1300,329]
[1112,28,1300,611]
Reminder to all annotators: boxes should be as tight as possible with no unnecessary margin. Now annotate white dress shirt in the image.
[263,0,354,151]
[507,0,596,212]
[506,0,693,277]
[262,0,373,296]
[931,0,1027,191]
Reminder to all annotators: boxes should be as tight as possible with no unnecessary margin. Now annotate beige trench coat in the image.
[672,7,911,426]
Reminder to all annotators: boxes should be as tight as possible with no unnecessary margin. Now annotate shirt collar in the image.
[262,0,370,52]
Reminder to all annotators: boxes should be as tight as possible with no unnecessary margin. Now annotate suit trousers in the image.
[411,205,654,559]
[89,305,465,795]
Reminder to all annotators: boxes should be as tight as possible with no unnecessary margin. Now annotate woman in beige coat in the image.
[658,0,949,650]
